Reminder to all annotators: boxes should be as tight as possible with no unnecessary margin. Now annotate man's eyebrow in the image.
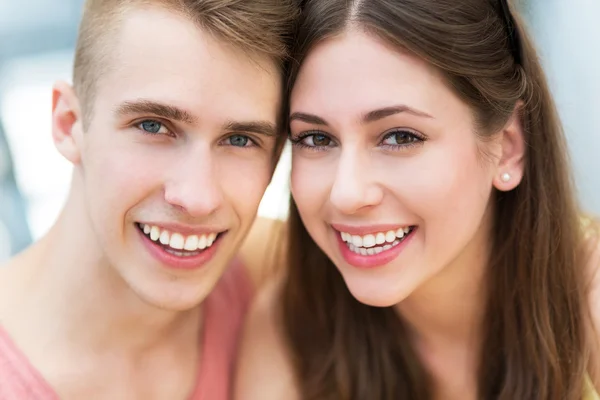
[362,105,433,123]
[224,120,277,137]
[115,100,198,124]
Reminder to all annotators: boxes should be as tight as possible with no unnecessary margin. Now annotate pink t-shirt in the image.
[0,259,253,400]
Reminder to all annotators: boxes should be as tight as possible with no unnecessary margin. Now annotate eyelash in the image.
[380,129,425,150]
[289,129,426,151]
[135,119,258,148]
[221,134,259,148]
[136,119,175,137]
[289,130,334,152]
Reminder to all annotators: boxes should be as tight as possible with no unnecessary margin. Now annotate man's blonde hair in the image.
[73,0,299,125]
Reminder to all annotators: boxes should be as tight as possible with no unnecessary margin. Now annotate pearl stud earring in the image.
[501,172,511,182]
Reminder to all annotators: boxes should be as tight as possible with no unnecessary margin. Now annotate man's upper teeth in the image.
[142,224,217,251]
[340,227,411,248]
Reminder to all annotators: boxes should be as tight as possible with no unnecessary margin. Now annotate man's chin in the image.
[124,275,220,312]
[135,288,211,312]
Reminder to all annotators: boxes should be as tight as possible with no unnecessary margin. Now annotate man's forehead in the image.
[93,8,281,126]
[112,7,280,78]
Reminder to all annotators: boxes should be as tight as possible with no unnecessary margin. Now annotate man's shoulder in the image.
[0,253,29,315]
[233,279,299,400]
[0,323,59,399]
[208,256,254,310]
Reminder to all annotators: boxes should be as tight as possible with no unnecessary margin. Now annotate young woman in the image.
[236,0,600,399]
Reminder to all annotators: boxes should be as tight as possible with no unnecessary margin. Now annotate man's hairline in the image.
[78,2,284,129]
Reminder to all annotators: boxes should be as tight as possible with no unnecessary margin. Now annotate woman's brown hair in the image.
[281,0,591,398]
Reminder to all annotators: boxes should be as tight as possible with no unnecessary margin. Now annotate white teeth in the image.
[340,226,413,254]
[169,233,185,250]
[141,224,220,253]
[159,230,170,245]
[385,231,396,243]
[351,235,363,247]
[150,226,160,241]
[346,238,402,255]
[362,234,376,248]
[207,233,217,246]
[198,235,208,250]
[184,235,199,251]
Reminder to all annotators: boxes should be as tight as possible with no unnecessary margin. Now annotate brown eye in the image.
[381,130,423,147]
[290,131,336,151]
[311,134,331,147]
[300,133,333,147]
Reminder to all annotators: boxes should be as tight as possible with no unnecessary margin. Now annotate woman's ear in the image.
[493,102,526,192]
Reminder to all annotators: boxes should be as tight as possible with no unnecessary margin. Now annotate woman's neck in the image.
[395,217,492,349]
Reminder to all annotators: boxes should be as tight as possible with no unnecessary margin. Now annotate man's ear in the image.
[51,81,85,165]
[493,102,526,192]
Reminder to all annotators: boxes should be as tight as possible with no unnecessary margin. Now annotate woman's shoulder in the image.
[581,214,600,239]
[234,278,299,400]
[581,214,600,392]
[582,214,600,303]
[238,217,288,290]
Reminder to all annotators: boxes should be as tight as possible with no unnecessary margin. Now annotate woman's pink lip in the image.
[137,227,223,270]
[336,227,417,269]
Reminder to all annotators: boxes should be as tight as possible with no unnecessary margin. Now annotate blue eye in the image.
[138,120,168,135]
[227,135,253,147]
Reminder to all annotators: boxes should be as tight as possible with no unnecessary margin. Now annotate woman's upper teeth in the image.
[340,227,411,248]
[142,224,218,251]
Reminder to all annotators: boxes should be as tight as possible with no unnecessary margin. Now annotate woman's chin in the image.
[344,281,411,308]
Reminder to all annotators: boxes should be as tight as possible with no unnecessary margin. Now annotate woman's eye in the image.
[138,120,169,135]
[303,133,333,147]
[226,134,253,147]
[382,130,422,146]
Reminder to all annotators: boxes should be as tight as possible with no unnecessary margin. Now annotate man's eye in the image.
[138,120,169,135]
[227,135,253,147]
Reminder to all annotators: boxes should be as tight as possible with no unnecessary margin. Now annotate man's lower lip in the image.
[138,228,223,270]
[336,228,416,269]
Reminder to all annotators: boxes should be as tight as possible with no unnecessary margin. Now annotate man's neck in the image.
[0,189,203,360]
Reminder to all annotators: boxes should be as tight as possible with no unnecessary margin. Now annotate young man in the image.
[0,0,296,398]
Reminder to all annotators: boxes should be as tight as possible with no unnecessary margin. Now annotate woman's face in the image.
[289,30,520,307]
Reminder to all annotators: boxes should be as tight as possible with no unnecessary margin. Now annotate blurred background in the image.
[0,0,598,261]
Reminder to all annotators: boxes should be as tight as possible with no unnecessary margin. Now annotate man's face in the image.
[67,7,281,309]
